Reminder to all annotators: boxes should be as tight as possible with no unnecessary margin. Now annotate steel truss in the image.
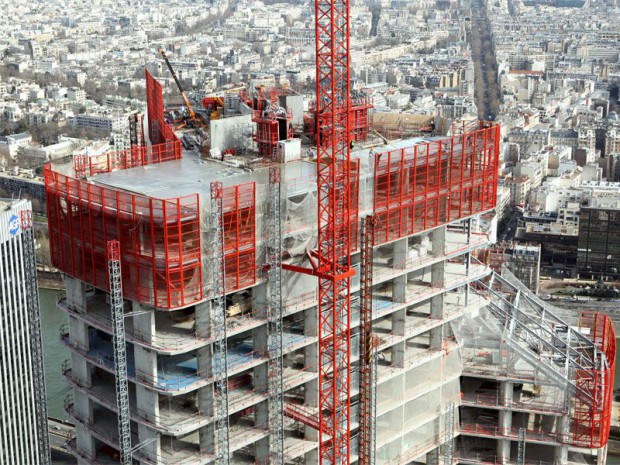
[20,211,51,465]
[267,166,284,463]
[314,0,354,462]
[472,269,615,448]
[211,182,230,465]
[107,240,132,464]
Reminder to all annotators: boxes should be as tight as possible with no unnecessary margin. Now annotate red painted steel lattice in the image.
[44,166,203,309]
[222,183,257,291]
[373,123,500,245]
[305,97,373,144]
[572,313,616,449]
[146,69,166,145]
[314,0,354,462]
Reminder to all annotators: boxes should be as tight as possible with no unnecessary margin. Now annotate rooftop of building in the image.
[90,136,438,199]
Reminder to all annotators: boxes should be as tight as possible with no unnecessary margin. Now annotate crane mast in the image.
[314,0,353,463]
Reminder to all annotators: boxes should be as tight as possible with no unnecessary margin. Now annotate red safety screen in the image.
[74,141,182,178]
[146,69,166,145]
[572,313,616,448]
[373,124,500,245]
[44,166,203,310]
[223,183,257,291]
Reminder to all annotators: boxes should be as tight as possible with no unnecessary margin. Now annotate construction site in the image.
[43,2,616,465]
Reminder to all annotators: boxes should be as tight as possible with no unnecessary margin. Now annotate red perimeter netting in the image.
[146,69,166,145]
[45,167,203,309]
[223,183,257,291]
[373,124,500,244]
[572,312,616,449]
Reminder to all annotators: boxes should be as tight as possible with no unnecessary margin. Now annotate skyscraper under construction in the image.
[44,70,615,465]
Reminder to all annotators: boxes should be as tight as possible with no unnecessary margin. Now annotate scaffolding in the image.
[268,166,284,463]
[20,210,51,465]
[211,182,230,465]
[359,215,377,465]
[107,240,132,464]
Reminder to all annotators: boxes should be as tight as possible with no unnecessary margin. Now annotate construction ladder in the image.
[107,240,132,464]
[211,182,230,465]
[268,166,284,463]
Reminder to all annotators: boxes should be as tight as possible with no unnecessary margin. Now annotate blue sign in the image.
[8,214,20,236]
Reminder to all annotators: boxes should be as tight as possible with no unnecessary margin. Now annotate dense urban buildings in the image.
[0,199,50,464]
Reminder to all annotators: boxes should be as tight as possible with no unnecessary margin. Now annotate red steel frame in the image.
[46,69,256,311]
[250,89,293,159]
[222,183,257,291]
[315,0,354,462]
[305,96,373,144]
[44,166,202,309]
[572,312,616,448]
[373,123,500,245]
[146,69,166,145]
[73,70,181,179]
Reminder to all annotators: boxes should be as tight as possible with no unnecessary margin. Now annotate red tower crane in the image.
[282,1,354,462]
[314,0,353,463]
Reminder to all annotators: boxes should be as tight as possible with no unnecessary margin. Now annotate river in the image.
[40,287,71,420]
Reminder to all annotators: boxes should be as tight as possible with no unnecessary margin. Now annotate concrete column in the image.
[73,390,93,423]
[430,294,444,320]
[75,424,96,460]
[253,283,268,319]
[195,301,211,338]
[199,423,215,455]
[304,305,319,442]
[393,238,408,268]
[137,423,161,462]
[136,385,159,423]
[497,438,511,464]
[429,327,443,351]
[133,302,155,344]
[71,353,92,387]
[393,341,405,368]
[431,261,445,289]
[254,323,269,396]
[196,299,215,431]
[69,315,90,351]
[134,345,157,384]
[65,276,87,312]
[254,401,270,460]
[554,414,569,465]
[393,308,406,336]
[431,226,446,256]
[497,381,514,464]
[393,275,407,304]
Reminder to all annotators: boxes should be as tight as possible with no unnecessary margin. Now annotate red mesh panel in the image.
[373,124,500,244]
[44,166,202,310]
[572,313,616,448]
[146,69,165,145]
[222,183,257,291]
